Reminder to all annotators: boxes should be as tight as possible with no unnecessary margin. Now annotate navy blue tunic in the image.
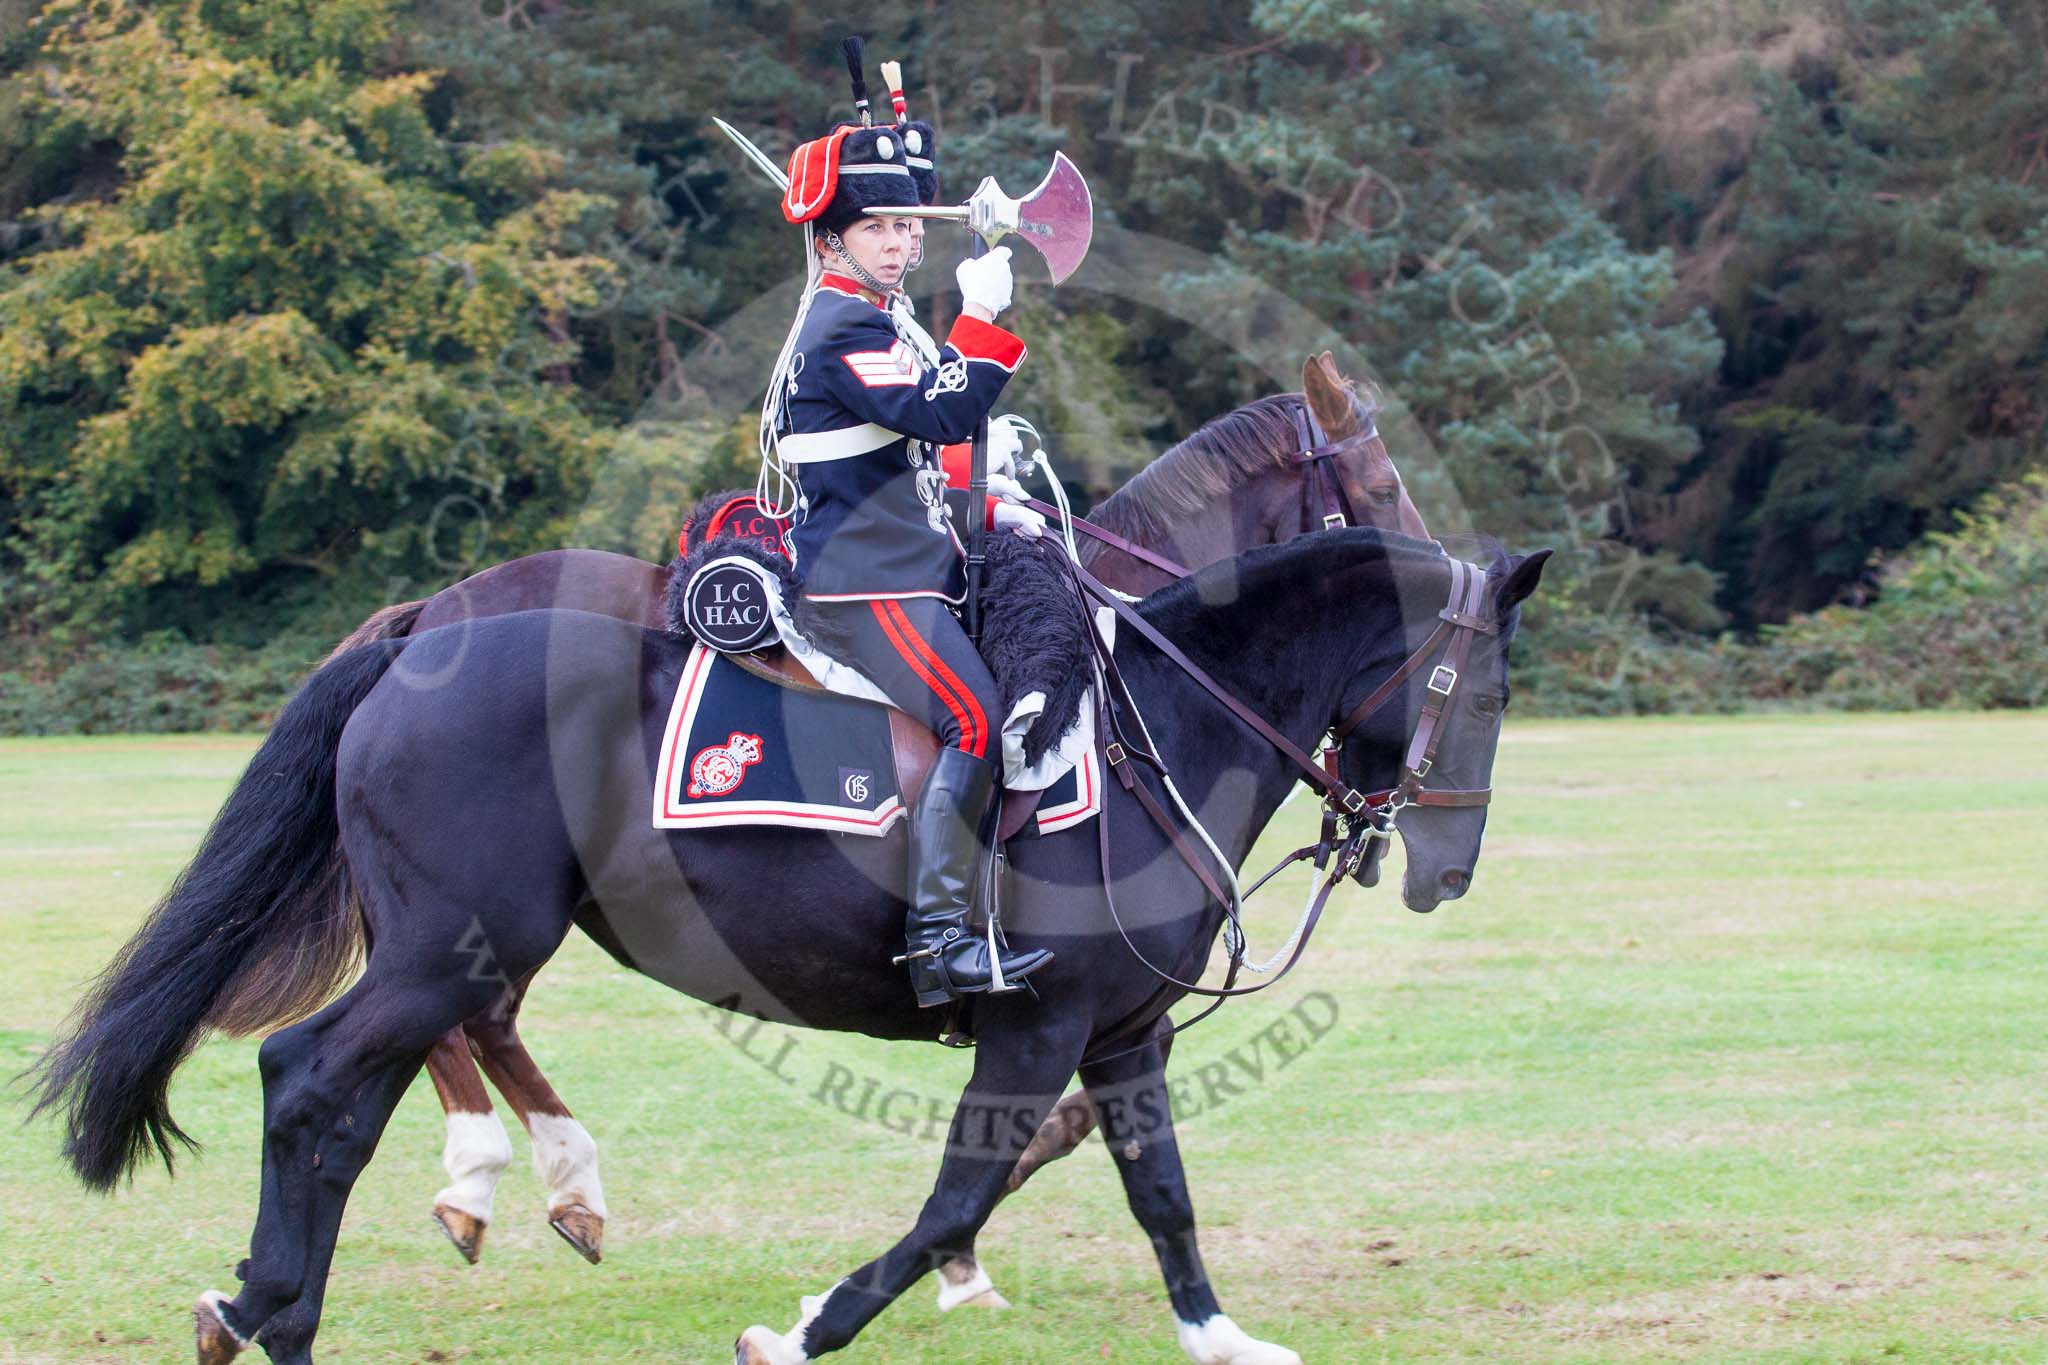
[779,273,1026,601]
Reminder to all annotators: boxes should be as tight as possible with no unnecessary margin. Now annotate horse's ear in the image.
[1302,351,1357,438]
[1495,548,1553,613]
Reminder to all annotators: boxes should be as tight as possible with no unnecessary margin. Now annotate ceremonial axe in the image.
[711,118,1094,283]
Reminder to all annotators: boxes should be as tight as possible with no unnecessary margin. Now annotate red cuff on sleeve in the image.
[941,442,1000,529]
[945,315,1027,371]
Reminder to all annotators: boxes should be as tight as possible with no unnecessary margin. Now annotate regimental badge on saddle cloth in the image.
[686,732,763,798]
[654,643,910,835]
[650,642,1101,839]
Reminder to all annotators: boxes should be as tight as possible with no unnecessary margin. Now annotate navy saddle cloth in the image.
[652,643,1100,839]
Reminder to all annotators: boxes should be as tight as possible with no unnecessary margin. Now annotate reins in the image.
[1065,551,1498,1066]
[1024,498,1192,580]
[1012,397,1488,1067]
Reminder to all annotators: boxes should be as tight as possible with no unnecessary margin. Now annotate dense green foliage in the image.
[1743,473,2048,711]
[2,0,2041,729]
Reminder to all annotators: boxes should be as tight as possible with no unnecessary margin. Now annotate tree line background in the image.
[2,0,2042,730]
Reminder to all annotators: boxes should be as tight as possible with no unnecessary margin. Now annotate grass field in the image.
[3,713,2046,1363]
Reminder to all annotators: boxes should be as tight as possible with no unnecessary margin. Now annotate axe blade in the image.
[1015,152,1093,285]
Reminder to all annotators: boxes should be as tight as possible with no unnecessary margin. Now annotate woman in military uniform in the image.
[762,83,1050,1008]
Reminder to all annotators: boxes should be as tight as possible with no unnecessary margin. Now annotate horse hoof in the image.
[549,1203,604,1264]
[194,1290,247,1364]
[432,1204,486,1264]
[734,1325,806,1365]
[935,1263,1009,1311]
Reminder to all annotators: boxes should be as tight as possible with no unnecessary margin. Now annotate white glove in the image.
[986,472,1029,504]
[986,413,1025,479]
[955,246,1015,318]
[993,501,1046,539]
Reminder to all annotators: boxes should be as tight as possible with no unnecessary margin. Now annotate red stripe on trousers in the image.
[870,600,986,758]
[883,600,989,758]
[868,600,979,757]
[870,599,982,758]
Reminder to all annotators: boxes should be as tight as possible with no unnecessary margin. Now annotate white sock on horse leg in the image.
[934,1260,1006,1310]
[527,1112,607,1217]
[435,1111,513,1222]
[1177,1313,1304,1365]
[734,1279,839,1365]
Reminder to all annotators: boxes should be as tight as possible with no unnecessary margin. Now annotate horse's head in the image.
[1299,352,1431,541]
[1334,545,1551,913]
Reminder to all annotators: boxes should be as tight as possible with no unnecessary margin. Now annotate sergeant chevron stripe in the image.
[842,340,922,388]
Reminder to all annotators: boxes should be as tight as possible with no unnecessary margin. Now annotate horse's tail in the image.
[323,597,427,665]
[28,639,406,1191]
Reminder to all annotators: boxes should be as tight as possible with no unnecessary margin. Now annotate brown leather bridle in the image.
[1290,400,1377,534]
[1064,550,1502,1064]
[1068,554,1498,986]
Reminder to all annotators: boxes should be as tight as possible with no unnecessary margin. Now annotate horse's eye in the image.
[1369,484,1398,506]
[1472,693,1503,718]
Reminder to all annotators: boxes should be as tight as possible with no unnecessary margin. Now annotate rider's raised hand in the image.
[956,246,1015,319]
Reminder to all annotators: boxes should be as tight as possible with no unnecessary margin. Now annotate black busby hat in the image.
[781,124,919,231]
[779,36,920,232]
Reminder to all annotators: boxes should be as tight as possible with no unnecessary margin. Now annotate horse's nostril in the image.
[1439,869,1468,895]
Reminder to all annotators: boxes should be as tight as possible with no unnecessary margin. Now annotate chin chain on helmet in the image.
[822,229,894,297]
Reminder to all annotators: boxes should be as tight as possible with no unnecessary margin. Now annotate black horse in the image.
[33,528,1545,1364]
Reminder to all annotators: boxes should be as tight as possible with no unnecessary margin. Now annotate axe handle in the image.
[963,233,990,644]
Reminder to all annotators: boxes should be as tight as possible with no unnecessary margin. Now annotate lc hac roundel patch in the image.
[685,558,780,653]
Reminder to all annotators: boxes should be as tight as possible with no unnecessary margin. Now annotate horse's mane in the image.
[1087,391,1377,549]
[1134,525,1453,626]
[1086,395,1297,548]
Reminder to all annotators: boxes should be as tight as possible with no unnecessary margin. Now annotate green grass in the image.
[3,714,2047,1362]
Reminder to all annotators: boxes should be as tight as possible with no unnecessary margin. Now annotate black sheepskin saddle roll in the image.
[663,492,1094,770]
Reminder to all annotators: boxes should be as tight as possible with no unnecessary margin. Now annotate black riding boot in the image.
[897,748,1052,1007]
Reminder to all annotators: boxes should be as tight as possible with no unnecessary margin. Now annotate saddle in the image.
[660,495,1098,842]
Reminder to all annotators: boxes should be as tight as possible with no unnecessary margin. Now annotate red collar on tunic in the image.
[818,272,891,309]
